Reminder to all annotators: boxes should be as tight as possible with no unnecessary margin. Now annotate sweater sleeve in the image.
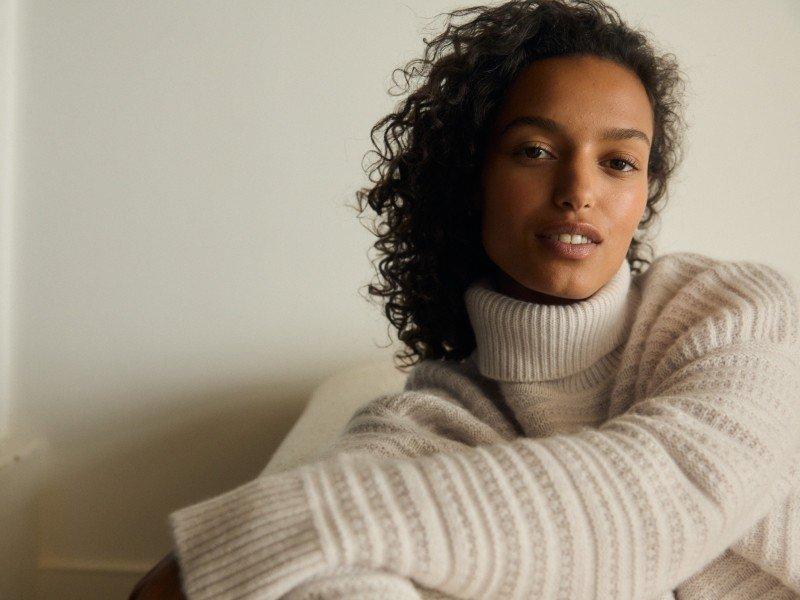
[274,363,525,600]
[256,369,516,600]
[172,360,516,600]
[169,262,800,600]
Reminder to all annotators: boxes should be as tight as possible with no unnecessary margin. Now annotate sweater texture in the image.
[170,251,800,599]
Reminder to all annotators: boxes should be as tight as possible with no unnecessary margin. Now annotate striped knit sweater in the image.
[170,251,800,600]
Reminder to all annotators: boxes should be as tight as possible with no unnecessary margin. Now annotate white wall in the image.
[1,1,798,598]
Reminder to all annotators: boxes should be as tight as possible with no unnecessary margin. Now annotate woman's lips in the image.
[534,235,598,259]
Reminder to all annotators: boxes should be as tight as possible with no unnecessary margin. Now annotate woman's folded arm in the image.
[242,370,511,600]
[265,360,520,600]
[169,263,800,600]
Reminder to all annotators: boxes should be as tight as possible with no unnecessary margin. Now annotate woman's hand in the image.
[128,550,187,600]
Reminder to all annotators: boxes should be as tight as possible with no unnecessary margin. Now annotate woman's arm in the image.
[132,359,514,599]
[170,263,800,600]
[270,368,519,600]
[254,370,517,600]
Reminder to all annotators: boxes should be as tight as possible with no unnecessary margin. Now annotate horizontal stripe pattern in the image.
[170,252,800,599]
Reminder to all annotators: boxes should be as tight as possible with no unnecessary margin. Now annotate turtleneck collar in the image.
[464,259,636,382]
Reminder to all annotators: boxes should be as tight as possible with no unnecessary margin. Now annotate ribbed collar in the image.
[464,259,636,382]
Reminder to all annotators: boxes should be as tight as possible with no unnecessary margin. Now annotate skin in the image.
[129,53,656,599]
[478,53,654,304]
[128,551,184,599]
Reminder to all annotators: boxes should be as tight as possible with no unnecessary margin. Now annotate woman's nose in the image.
[552,160,596,210]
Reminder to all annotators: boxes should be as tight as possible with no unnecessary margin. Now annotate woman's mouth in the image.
[534,234,598,259]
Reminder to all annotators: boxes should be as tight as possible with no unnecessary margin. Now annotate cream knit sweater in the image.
[170,251,800,600]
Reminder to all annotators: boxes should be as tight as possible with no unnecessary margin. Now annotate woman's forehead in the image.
[494,55,653,138]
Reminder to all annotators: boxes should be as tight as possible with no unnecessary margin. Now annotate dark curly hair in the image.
[350,0,688,371]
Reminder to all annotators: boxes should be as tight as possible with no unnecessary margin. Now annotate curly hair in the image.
[350,0,688,371]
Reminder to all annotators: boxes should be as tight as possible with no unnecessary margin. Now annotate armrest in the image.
[261,358,406,475]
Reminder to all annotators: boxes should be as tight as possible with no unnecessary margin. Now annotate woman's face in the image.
[478,54,654,304]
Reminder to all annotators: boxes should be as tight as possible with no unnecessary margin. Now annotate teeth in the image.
[545,233,591,244]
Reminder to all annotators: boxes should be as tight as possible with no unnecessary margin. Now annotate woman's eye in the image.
[515,146,640,173]
[516,145,553,160]
[607,157,639,172]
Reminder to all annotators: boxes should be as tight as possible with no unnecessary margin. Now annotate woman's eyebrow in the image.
[498,114,651,146]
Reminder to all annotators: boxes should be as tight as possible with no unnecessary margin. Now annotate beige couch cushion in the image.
[262,358,407,475]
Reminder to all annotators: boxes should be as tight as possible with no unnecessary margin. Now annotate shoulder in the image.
[401,356,522,436]
[635,252,798,296]
[623,252,800,399]
[404,355,513,401]
[634,251,799,348]
[404,356,479,391]
[402,356,497,408]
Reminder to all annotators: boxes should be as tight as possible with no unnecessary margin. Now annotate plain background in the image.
[0,1,798,598]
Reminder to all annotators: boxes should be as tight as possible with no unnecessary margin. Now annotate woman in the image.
[131,0,800,598]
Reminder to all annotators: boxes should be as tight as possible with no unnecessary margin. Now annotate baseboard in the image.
[38,556,152,575]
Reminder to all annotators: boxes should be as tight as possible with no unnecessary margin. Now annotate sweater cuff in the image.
[280,568,424,600]
[169,468,331,600]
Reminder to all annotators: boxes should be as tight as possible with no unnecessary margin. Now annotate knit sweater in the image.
[169,251,800,600]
